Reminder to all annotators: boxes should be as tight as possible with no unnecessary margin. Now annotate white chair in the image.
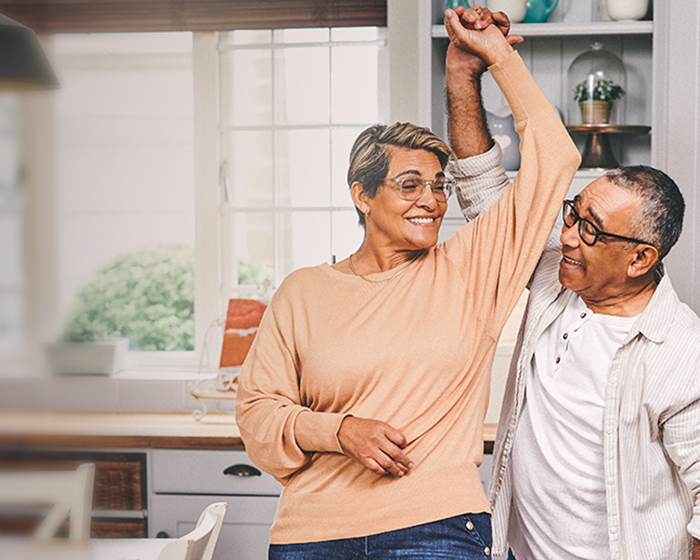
[158,502,228,560]
[0,462,95,540]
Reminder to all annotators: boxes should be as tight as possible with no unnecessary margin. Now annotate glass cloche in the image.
[566,42,627,126]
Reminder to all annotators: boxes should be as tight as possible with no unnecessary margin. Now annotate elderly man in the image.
[445,7,700,560]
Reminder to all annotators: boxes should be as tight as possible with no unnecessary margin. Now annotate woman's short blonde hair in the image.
[347,122,453,227]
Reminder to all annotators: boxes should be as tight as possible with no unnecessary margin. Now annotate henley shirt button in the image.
[555,357,561,364]
[466,521,474,530]
[580,312,587,318]
[484,546,491,556]
[563,332,568,339]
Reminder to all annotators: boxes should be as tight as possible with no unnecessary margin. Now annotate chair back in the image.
[158,502,227,560]
[0,462,95,539]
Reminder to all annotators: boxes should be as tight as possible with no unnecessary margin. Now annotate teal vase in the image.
[446,0,471,10]
[522,0,559,23]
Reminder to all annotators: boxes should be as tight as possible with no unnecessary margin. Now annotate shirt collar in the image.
[626,268,677,344]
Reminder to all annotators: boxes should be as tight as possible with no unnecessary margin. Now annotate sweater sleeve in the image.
[235,281,349,484]
[448,142,510,223]
[445,50,580,332]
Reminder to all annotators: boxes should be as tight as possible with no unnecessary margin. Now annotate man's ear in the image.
[628,244,660,279]
[350,182,370,216]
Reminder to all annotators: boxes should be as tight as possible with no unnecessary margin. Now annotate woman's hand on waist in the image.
[337,416,415,477]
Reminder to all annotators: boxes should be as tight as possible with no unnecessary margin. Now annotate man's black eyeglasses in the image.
[561,199,655,248]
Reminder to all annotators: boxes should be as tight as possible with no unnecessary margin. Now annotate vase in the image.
[487,108,520,170]
[445,0,470,10]
[522,0,559,23]
[606,0,649,21]
[486,0,527,23]
[579,100,612,125]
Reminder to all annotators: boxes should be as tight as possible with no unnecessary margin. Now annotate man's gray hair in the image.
[605,165,684,261]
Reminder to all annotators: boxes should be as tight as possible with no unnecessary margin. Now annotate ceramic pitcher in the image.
[486,108,520,171]
[522,0,559,23]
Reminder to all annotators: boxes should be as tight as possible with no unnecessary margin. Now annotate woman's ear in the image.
[350,182,370,216]
[628,244,660,279]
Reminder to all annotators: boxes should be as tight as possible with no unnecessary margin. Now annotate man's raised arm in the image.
[445,6,519,222]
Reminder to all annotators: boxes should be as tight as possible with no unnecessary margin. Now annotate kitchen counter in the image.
[0,411,497,452]
[0,411,243,450]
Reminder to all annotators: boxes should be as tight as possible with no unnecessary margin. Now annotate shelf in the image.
[505,169,606,180]
[432,20,653,39]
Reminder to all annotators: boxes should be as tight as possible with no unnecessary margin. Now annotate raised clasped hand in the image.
[445,4,523,67]
[337,416,415,477]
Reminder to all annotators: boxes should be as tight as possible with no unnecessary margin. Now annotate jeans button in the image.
[484,546,491,556]
[466,521,474,530]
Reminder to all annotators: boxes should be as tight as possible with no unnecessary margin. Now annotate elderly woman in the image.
[236,7,580,559]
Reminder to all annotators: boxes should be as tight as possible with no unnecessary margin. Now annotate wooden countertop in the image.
[0,411,244,450]
[0,411,497,452]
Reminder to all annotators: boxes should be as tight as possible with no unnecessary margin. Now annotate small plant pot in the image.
[579,100,612,125]
[45,338,129,375]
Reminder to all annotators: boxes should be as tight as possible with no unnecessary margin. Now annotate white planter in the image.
[45,338,129,375]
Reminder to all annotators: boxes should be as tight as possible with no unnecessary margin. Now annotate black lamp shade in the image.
[0,13,58,90]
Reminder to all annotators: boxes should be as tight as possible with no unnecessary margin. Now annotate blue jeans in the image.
[269,513,492,559]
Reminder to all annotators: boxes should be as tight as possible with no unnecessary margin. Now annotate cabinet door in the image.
[151,449,282,496]
[150,493,278,560]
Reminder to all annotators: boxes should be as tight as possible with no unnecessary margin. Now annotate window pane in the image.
[292,212,331,270]
[54,32,195,351]
[331,127,366,206]
[231,30,272,45]
[275,28,329,44]
[225,49,272,127]
[275,47,329,125]
[332,211,363,263]
[55,32,192,55]
[225,212,274,298]
[332,45,379,123]
[331,27,379,42]
[229,131,273,207]
[276,129,330,207]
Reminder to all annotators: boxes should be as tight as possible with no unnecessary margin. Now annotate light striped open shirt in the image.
[449,146,700,559]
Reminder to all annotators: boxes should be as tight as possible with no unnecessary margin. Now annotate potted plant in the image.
[573,76,626,125]
[46,243,194,375]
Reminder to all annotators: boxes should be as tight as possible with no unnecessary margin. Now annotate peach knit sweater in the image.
[235,51,581,544]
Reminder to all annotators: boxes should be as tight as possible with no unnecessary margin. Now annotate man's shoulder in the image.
[645,278,700,361]
[666,296,700,345]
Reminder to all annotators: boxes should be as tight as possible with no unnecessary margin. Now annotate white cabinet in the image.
[149,449,282,560]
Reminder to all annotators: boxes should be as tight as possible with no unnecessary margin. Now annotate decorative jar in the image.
[566,42,627,126]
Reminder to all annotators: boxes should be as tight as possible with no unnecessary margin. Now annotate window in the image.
[4,26,385,375]
[218,27,387,299]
